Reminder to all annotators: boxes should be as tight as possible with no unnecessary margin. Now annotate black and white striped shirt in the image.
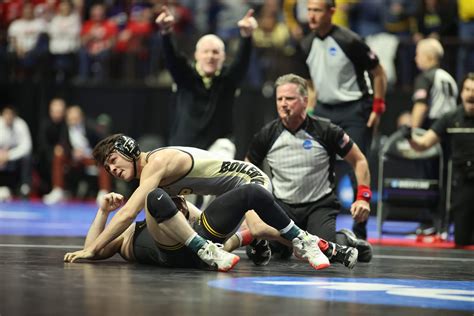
[413,67,458,129]
[246,116,353,204]
[298,25,380,105]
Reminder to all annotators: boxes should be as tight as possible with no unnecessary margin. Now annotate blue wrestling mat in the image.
[208,276,474,311]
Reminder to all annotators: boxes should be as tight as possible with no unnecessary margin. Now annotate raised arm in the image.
[156,6,193,84]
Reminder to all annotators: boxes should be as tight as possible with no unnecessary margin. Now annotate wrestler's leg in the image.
[145,188,239,271]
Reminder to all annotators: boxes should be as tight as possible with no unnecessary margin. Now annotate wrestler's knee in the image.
[146,188,177,223]
[243,183,274,206]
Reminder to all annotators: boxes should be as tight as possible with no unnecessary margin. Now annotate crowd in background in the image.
[0,0,472,87]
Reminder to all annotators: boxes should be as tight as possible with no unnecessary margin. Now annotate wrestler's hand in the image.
[99,192,124,213]
[64,249,95,263]
[171,195,189,218]
[238,9,258,37]
[155,5,175,34]
[350,200,370,223]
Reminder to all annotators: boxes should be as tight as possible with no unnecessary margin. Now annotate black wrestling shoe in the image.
[269,241,293,260]
[322,240,358,269]
[246,239,271,266]
[338,229,373,262]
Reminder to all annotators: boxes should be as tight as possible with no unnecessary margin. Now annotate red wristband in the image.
[372,98,386,114]
[356,185,372,202]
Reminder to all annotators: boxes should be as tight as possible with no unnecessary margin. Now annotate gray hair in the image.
[275,74,308,97]
[195,34,225,52]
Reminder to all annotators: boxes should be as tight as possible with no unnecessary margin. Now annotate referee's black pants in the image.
[275,192,340,242]
[314,98,372,239]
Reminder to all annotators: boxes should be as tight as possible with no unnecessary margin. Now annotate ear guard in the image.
[114,135,141,161]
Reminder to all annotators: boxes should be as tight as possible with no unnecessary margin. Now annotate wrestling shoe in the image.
[197,241,240,272]
[292,231,330,270]
[269,241,293,260]
[320,239,358,269]
[338,229,373,262]
[246,239,271,266]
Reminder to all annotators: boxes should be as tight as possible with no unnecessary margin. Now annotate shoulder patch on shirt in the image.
[368,50,377,60]
[329,47,337,56]
[338,133,350,148]
[414,89,427,100]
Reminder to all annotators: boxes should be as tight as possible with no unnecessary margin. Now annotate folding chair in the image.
[376,128,444,238]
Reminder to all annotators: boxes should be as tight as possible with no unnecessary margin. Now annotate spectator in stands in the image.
[349,0,399,88]
[7,2,48,81]
[456,0,474,82]
[0,105,32,201]
[214,0,250,43]
[43,105,111,205]
[114,4,153,81]
[37,98,67,194]
[381,0,419,89]
[283,0,310,41]
[48,0,81,83]
[414,0,458,42]
[253,0,295,84]
[78,3,118,82]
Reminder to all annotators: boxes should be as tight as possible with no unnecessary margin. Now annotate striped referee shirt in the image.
[298,25,380,105]
[246,116,353,204]
[412,67,458,129]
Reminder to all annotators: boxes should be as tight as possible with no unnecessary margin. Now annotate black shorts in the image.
[132,220,207,269]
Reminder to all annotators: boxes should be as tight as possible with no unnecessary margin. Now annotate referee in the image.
[296,0,388,239]
[246,74,373,261]
[409,73,474,246]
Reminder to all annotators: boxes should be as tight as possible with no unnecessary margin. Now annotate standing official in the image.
[296,0,388,239]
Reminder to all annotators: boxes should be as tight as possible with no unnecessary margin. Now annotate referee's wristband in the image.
[372,98,386,114]
[356,185,372,202]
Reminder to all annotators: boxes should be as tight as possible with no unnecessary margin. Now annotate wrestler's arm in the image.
[64,159,167,262]
[65,193,128,261]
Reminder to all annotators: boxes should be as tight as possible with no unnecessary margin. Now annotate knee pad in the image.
[146,188,178,223]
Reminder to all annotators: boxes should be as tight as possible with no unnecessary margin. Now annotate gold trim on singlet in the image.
[155,241,185,251]
[201,213,227,239]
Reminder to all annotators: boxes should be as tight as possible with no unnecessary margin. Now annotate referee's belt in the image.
[317,98,368,108]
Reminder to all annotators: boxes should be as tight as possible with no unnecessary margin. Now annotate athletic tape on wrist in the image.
[356,185,372,202]
[372,98,386,114]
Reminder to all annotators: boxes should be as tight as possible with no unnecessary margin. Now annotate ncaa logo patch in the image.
[303,140,313,150]
[208,277,474,311]
[329,47,337,56]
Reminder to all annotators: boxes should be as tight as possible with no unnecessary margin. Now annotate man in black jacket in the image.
[155,6,257,157]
